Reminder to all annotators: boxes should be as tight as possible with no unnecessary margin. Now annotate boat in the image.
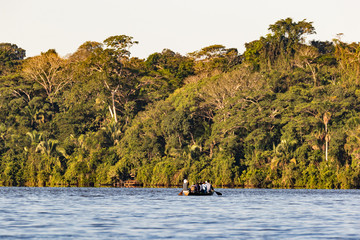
[183,190,214,196]
[179,179,222,196]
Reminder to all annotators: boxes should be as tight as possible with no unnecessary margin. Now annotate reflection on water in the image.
[0,187,359,239]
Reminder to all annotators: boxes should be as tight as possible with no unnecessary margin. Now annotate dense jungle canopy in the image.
[1,18,360,188]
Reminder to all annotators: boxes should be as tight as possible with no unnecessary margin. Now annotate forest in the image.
[1,18,360,188]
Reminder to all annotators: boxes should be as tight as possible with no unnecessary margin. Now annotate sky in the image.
[1,0,360,59]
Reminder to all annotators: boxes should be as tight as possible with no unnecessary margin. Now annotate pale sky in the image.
[1,0,359,59]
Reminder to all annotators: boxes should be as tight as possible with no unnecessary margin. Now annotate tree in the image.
[68,41,103,63]
[244,18,316,70]
[0,43,26,75]
[190,45,228,60]
[323,112,331,161]
[189,45,241,73]
[333,38,360,87]
[101,121,122,146]
[26,130,43,146]
[200,68,266,117]
[268,18,316,45]
[35,139,59,157]
[143,49,194,101]
[244,40,264,71]
[22,50,72,103]
[3,18,360,189]
[344,118,360,169]
[101,35,139,124]
[103,35,138,58]
[293,45,320,86]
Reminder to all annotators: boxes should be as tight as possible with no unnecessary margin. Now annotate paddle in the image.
[214,191,222,196]
[178,190,183,196]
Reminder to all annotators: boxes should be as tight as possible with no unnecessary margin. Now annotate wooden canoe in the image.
[184,190,214,196]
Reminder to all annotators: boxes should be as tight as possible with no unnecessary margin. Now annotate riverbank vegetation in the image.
[1,18,360,188]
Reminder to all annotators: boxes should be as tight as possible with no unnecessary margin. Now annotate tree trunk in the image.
[325,123,328,161]
[112,91,117,123]
[325,137,328,161]
[323,112,331,161]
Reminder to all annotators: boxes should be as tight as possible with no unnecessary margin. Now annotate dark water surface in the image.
[0,187,359,239]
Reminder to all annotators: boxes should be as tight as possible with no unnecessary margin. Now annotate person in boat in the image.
[183,179,189,195]
[201,182,207,193]
[195,182,200,193]
[205,181,214,193]
[190,184,196,193]
[190,182,200,193]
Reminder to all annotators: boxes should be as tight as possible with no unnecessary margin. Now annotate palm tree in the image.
[26,130,43,146]
[102,121,122,146]
[35,139,59,157]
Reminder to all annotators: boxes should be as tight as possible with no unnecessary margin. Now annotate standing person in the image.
[205,181,213,193]
[183,179,189,195]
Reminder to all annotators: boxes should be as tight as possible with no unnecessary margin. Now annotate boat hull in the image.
[184,191,214,196]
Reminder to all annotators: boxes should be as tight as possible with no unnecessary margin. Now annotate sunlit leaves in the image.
[3,19,360,188]
[0,43,26,75]
[22,50,72,103]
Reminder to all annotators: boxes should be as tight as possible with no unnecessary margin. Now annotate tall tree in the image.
[101,35,139,124]
[244,18,316,70]
[0,43,26,75]
[22,50,72,103]
[333,38,360,87]
[189,45,240,73]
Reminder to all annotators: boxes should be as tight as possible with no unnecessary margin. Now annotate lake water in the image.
[0,187,359,239]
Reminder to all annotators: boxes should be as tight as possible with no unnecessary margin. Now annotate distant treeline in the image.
[1,18,360,188]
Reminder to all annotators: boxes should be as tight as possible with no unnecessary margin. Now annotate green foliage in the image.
[244,18,316,71]
[2,19,360,189]
[151,159,177,186]
[103,35,138,58]
[190,44,241,73]
[0,43,26,75]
